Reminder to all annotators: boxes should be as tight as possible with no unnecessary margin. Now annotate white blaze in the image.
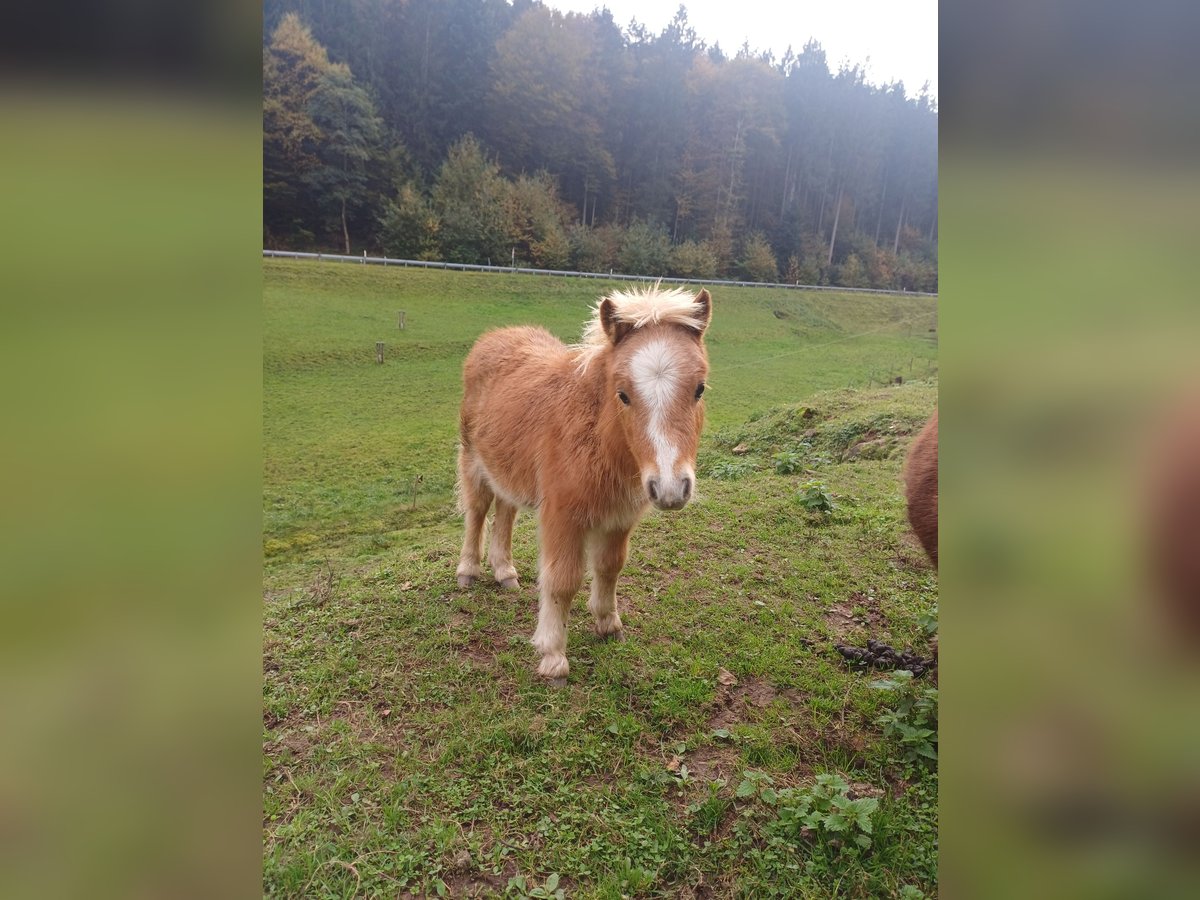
[630,338,681,480]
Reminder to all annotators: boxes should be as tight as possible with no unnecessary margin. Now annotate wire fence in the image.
[262,249,938,298]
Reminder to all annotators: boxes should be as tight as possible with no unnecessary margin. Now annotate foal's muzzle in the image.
[646,473,693,511]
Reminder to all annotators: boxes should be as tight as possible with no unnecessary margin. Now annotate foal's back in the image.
[460,326,576,507]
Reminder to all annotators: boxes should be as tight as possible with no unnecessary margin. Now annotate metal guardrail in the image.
[262,249,938,297]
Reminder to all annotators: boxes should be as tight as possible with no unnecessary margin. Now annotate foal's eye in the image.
[695,382,706,400]
[617,390,630,405]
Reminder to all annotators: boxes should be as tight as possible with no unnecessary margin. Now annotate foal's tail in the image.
[454,441,469,515]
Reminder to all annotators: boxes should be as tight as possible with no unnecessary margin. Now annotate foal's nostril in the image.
[647,478,659,501]
[682,477,692,500]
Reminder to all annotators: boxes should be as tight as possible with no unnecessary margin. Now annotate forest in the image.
[263,1,938,290]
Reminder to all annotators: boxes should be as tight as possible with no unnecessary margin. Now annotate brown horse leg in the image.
[456,450,494,588]
[489,499,520,589]
[531,512,585,683]
[588,527,631,640]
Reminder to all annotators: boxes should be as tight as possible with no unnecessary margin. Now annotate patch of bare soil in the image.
[841,431,899,461]
[450,623,502,670]
[264,709,316,756]
[436,855,519,900]
[821,591,884,640]
[675,877,731,900]
[686,743,742,783]
[705,675,784,730]
[448,608,507,669]
[456,642,495,668]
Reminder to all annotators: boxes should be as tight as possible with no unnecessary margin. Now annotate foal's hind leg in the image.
[488,499,520,589]
[531,510,585,683]
[456,450,494,588]
[588,527,632,640]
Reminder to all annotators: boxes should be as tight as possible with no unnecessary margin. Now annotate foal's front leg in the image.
[588,527,632,640]
[531,511,584,683]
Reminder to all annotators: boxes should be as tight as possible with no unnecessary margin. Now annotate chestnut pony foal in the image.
[457,286,712,681]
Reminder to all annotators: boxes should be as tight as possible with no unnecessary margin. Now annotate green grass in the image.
[263,260,939,898]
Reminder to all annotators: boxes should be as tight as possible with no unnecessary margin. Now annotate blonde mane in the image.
[573,284,704,371]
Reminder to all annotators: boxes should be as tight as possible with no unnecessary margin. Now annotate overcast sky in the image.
[545,0,937,98]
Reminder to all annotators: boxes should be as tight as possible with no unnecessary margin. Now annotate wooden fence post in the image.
[398,311,406,330]
[376,342,385,364]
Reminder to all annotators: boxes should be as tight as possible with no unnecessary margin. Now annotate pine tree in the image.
[431,136,511,264]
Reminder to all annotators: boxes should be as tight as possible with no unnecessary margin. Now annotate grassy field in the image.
[263,260,939,898]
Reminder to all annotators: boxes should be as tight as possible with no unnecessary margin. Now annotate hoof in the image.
[537,654,569,681]
[457,574,476,588]
[592,616,625,641]
[548,676,568,688]
[498,577,521,591]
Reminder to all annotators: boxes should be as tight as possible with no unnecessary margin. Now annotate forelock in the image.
[573,284,705,371]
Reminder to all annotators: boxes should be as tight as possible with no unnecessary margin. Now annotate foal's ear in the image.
[600,297,634,344]
[692,289,713,333]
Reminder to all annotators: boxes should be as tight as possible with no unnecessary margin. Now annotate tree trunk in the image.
[893,199,906,255]
[342,198,350,254]
[826,182,843,266]
[779,146,794,219]
[874,171,888,244]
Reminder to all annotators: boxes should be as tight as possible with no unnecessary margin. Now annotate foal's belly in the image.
[469,447,539,510]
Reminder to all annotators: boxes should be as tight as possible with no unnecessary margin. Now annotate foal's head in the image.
[590,286,712,511]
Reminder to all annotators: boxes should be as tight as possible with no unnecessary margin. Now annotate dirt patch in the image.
[263,706,286,730]
[706,676,782,730]
[686,743,741,782]
[821,591,884,639]
[274,728,312,757]
[456,641,495,668]
[438,859,518,899]
[842,432,899,461]
[450,621,503,668]
[264,709,318,757]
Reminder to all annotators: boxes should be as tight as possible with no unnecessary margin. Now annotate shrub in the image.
[431,135,511,264]
[668,239,719,279]
[772,450,804,474]
[783,253,802,284]
[871,670,938,766]
[770,773,881,851]
[617,220,671,275]
[709,460,756,480]
[378,183,439,260]
[740,231,779,282]
[508,171,572,269]
[797,480,835,514]
[567,224,616,273]
[706,219,735,277]
[836,252,868,287]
